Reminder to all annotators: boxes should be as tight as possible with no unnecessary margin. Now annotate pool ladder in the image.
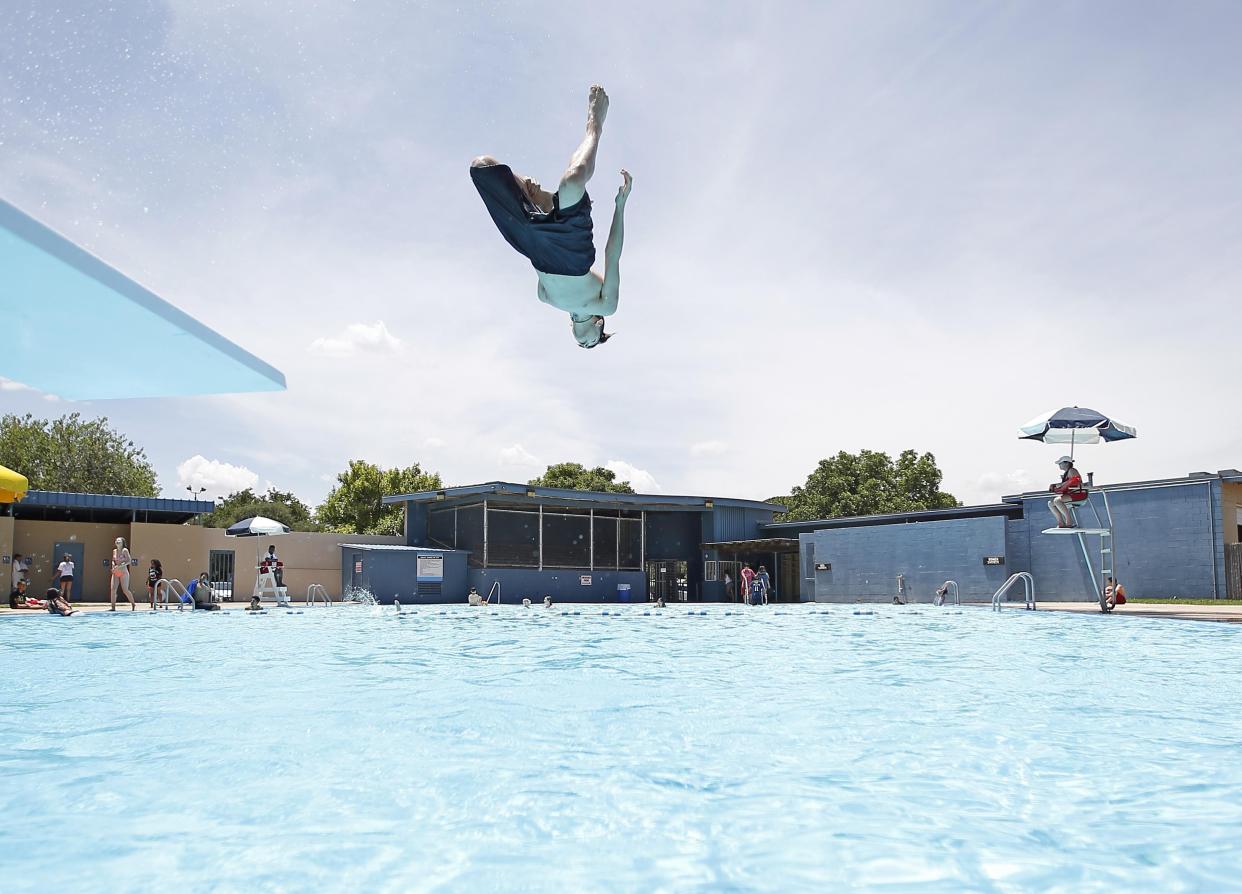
[991,572,1036,612]
[487,581,501,605]
[934,580,959,607]
[153,578,189,610]
[306,583,330,606]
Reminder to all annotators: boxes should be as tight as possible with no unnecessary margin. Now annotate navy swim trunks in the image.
[470,162,596,276]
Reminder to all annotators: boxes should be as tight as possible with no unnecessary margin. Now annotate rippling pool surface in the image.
[2,604,1241,892]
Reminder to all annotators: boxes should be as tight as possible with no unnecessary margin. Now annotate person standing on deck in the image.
[740,564,755,604]
[757,566,772,605]
[470,85,632,349]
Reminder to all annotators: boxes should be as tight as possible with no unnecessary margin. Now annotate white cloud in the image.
[0,377,32,392]
[423,436,446,449]
[690,440,728,458]
[974,470,1040,499]
[309,321,402,358]
[498,444,541,468]
[177,455,260,498]
[606,460,661,493]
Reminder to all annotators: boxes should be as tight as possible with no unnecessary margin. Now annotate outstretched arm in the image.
[600,169,632,314]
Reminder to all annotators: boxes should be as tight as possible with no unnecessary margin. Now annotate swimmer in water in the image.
[246,596,262,612]
[522,598,532,607]
[470,85,631,349]
[543,595,553,608]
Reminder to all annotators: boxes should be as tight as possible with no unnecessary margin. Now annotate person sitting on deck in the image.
[1102,577,1127,612]
[46,587,75,616]
[184,573,220,610]
[1048,456,1088,528]
[9,580,47,610]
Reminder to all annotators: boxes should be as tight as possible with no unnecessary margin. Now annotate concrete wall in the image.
[12,519,130,600]
[0,515,14,588]
[469,567,648,604]
[4,518,401,601]
[346,549,470,604]
[803,515,1011,603]
[1009,480,1225,600]
[1223,482,1242,546]
[131,524,402,600]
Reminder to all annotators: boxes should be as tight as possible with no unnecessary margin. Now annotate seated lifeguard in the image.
[261,546,284,588]
[1048,456,1088,528]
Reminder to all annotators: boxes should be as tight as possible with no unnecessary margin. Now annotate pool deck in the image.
[0,601,362,616]
[969,601,1242,623]
[3,600,1242,623]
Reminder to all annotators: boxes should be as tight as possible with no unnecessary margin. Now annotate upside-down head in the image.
[571,314,612,349]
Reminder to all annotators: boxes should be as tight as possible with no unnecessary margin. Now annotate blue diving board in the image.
[0,198,286,399]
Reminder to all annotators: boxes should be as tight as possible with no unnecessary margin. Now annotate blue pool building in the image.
[349,470,1242,604]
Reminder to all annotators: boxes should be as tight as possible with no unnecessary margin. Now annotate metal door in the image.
[646,560,689,601]
[208,550,236,601]
[52,541,84,599]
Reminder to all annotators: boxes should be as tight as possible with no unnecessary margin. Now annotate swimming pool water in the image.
[2,605,1241,893]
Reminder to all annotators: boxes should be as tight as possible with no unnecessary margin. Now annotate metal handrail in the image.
[991,572,1035,611]
[306,583,330,607]
[154,578,189,611]
[934,580,959,607]
[487,581,501,605]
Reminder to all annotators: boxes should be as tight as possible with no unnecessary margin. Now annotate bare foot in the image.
[588,84,608,127]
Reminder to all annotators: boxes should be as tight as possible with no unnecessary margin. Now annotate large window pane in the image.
[619,518,643,569]
[456,504,484,567]
[487,508,540,567]
[592,516,618,569]
[543,512,591,568]
[428,508,455,548]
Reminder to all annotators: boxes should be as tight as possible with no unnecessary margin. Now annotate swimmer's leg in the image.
[556,85,608,208]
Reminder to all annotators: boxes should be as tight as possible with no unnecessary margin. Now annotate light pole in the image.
[186,486,206,500]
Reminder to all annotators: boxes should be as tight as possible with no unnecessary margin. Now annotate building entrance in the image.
[646,560,689,601]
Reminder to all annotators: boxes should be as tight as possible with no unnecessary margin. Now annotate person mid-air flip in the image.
[470,85,631,349]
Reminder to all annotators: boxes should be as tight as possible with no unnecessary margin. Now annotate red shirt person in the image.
[1048,456,1088,528]
[739,564,756,604]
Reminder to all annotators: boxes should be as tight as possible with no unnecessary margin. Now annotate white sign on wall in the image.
[580,575,592,586]
[417,555,444,581]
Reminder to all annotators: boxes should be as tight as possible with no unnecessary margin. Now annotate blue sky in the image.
[1,1,1240,506]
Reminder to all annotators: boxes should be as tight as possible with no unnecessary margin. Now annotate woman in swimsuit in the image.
[110,537,137,611]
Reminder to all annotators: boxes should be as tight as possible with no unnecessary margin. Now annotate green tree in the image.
[316,460,443,535]
[199,487,319,532]
[779,449,958,522]
[528,462,635,494]
[0,412,158,496]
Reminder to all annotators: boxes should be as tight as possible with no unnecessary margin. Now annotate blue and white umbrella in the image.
[1018,406,1137,458]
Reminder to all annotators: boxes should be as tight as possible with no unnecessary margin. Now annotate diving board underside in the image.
[1042,527,1111,535]
[0,198,285,399]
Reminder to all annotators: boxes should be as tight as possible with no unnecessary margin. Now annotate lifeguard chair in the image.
[1042,472,1115,601]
